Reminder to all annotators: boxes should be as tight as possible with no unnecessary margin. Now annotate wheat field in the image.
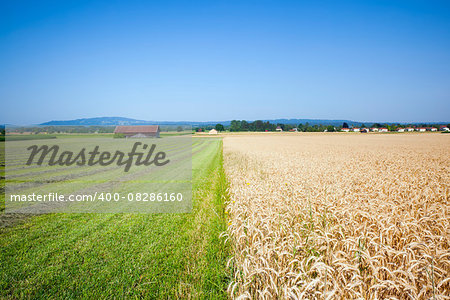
[223,133,449,299]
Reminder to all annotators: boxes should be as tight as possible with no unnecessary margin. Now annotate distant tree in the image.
[342,122,349,128]
[215,124,225,132]
[265,121,274,131]
[304,122,312,132]
[241,120,249,131]
[230,120,241,132]
[373,123,382,128]
[176,126,183,132]
[326,125,335,132]
[387,124,396,131]
[253,120,264,131]
[297,123,304,132]
[284,124,294,131]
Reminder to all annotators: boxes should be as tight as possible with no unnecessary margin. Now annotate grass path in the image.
[0,138,230,298]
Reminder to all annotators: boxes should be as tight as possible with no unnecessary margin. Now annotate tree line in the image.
[195,121,450,133]
[194,121,337,132]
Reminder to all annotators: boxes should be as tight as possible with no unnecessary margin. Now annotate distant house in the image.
[289,128,298,132]
[352,128,360,132]
[440,126,449,131]
[379,128,389,132]
[405,127,415,132]
[276,126,283,132]
[397,128,405,132]
[430,127,437,132]
[360,128,369,133]
[417,128,426,132]
[341,128,350,132]
[208,129,218,135]
[114,125,160,138]
[370,128,379,132]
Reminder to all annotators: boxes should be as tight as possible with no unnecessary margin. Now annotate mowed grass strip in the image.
[0,138,230,298]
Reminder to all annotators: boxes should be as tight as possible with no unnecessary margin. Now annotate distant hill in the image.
[40,117,363,127]
[41,117,149,126]
[38,117,449,127]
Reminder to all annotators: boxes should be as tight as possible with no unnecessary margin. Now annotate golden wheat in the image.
[223,133,449,299]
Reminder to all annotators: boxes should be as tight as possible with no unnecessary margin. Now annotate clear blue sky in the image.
[1,0,449,125]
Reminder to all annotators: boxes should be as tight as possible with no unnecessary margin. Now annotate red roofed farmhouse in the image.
[114,125,160,138]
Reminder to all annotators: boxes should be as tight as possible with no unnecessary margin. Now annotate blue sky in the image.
[1,0,449,125]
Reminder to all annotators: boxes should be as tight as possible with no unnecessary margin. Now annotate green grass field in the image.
[1,135,57,141]
[0,138,230,298]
